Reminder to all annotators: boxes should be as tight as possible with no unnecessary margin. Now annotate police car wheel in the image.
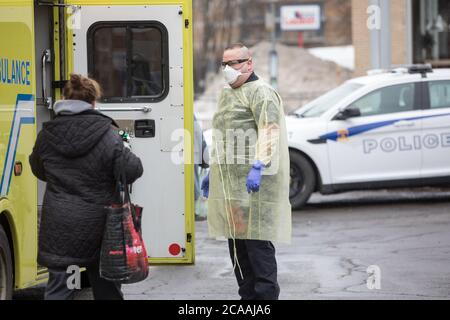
[289,151,316,209]
[0,225,13,300]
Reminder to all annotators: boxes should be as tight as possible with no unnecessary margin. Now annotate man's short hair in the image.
[224,43,247,51]
[224,43,251,59]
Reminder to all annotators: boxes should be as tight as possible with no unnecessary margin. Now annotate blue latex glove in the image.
[201,173,210,198]
[246,160,264,193]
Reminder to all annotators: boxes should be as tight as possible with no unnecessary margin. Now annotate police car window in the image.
[88,22,168,103]
[350,83,415,116]
[428,81,450,110]
[298,82,362,118]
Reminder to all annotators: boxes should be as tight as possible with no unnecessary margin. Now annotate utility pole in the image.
[266,0,279,90]
[369,0,391,69]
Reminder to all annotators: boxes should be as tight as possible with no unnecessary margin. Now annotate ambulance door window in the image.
[130,27,164,98]
[91,27,127,98]
[87,22,169,103]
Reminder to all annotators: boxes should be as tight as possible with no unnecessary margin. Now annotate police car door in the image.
[326,82,423,184]
[421,79,450,179]
[64,3,194,264]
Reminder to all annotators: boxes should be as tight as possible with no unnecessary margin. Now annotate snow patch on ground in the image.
[308,46,355,70]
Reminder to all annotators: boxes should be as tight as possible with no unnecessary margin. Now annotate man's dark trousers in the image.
[228,239,280,300]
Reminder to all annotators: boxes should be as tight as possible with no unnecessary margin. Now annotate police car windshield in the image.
[296,82,363,118]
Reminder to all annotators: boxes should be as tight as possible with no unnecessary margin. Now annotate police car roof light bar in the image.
[367,64,433,77]
[407,64,433,78]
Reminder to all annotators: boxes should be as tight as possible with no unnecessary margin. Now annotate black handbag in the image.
[99,154,149,284]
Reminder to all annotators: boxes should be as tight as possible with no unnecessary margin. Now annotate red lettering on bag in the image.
[109,250,123,256]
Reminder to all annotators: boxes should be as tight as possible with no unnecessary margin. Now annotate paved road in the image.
[14,188,450,300]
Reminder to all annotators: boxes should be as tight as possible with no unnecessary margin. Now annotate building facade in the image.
[353,0,450,76]
[193,0,352,94]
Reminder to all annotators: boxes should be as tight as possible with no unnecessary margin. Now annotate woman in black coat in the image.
[29,74,143,300]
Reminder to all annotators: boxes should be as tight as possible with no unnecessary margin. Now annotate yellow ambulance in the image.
[0,0,194,299]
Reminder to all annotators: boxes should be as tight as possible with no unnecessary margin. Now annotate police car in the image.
[287,65,450,209]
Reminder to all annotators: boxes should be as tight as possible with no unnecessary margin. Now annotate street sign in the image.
[280,5,321,31]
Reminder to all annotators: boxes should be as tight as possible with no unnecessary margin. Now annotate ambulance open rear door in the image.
[54,1,195,264]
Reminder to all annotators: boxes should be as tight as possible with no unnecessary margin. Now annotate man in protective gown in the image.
[201,43,292,300]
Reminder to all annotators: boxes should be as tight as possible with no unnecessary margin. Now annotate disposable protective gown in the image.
[207,79,292,244]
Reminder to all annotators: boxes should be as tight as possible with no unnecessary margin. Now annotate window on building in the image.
[88,22,169,103]
[350,83,416,117]
[412,0,450,68]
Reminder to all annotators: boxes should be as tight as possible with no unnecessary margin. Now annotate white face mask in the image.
[222,65,242,85]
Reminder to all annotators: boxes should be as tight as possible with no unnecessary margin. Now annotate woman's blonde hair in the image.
[63,74,102,104]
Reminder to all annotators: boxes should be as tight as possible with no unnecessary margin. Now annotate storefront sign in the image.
[280,5,321,31]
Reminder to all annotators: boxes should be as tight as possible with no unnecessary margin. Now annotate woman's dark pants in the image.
[44,261,123,300]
